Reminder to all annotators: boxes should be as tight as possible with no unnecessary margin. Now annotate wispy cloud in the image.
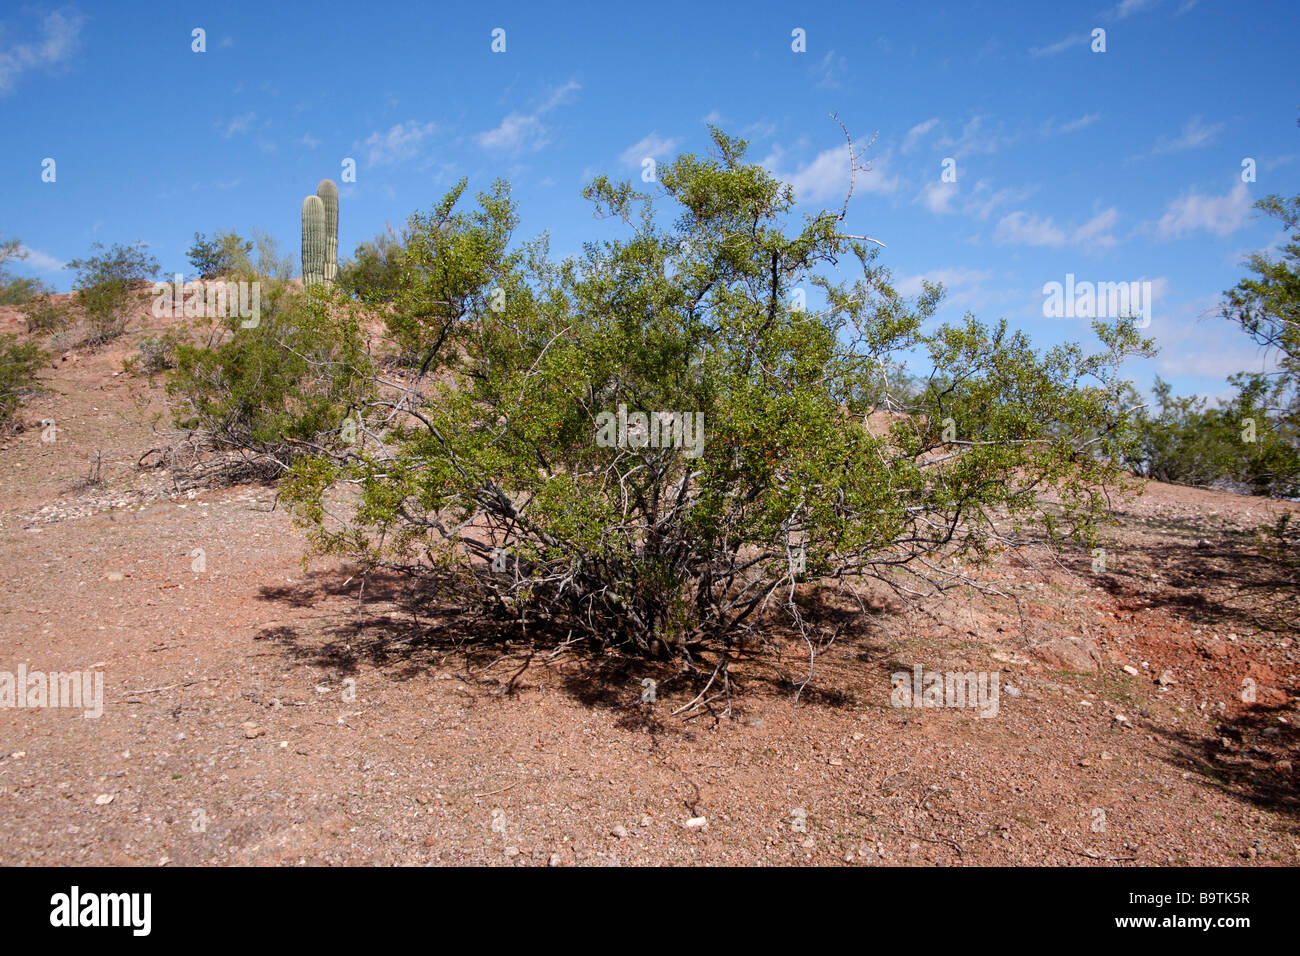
[0,9,85,95]
[1042,113,1101,136]
[993,207,1120,250]
[920,180,958,214]
[813,50,846,89]
[895,267,992,298]
[1029,32,1090,57]
[994,211,1067,247]
[16,245,65,273]
[1150,182,1252,239]
[902,117,939,154]
[361,120,435,165]
[297,133,321,149]
[620,132,678,169]
[218,112,257,138]
[763,143,899,204]
[936,115,1018,156]
[1152,114,1223,154]
[1110,0,1162,19]
[478,80,580,153]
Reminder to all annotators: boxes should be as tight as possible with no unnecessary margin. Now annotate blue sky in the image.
[2,0,1297,400]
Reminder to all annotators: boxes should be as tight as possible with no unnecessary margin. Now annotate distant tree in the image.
[1216,191,1300,495]
[0,236,52,306]
[66,241,160,346]
[186,231,253,280]
[249,228,295,282]
[1125,375,1299,499]
[1222,193,1299,403]
[339,226,407,305]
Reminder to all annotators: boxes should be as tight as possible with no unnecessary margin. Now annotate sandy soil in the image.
[0,299,1296,866]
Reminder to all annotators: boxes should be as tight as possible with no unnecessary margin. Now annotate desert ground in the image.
[0,298,1296,866]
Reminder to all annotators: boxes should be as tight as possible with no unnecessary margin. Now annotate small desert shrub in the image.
[1125,375,1300,499]
[0,333,48,432]
[166,281,373,476]
[125,330,184,377]
[279,129,1156,679]
[0,275,52,306]
[187,231,253,280]
[22,294,72,335]
[340,228,407,305]
[67,241,160,347]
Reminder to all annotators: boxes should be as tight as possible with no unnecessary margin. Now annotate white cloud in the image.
[1152,182,1252,239]
[478,80,580,153]
[1152,114,1223,154]
[994,211,1067,247]
[813,50,846,89]
[994,207,1121,250]
[298,133,320,149]
[764,144,899,204]
[0,10,84,96]
[1073,207,1121,252]
[902,117,939,153]
[620,132,678,169]
[15,245,65,273]
[1111,0,1162,19]
[920,180,958,214]
[963,181,1037,221]
[362,120,435,165]
[895,267,992,298]
[1029,32,1090,57]
[1043,113,1101,135]
[936,115,1017,156]
[219,112,257,138]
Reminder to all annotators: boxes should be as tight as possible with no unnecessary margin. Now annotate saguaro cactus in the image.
[317,179,339,283]
[301,195,325,288]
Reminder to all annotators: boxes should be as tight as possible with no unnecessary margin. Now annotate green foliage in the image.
[0,333,48,432]
[340,227,406,304]
[279,129,1155,663]
[187,231,254,280]
[1199,188,1300,497]
[124,328,185,378]
[21,294,72,335]
[249,228,296,282]
[1222,194,1300,398]
[0,236,52,306]
[384,177,521,364]
[1125,375,1300,498]
[66,241,160,347]
[166,282,373,475]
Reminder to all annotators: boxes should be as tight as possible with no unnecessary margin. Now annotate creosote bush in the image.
[21,294,72,336]
[275,128,1155,696]
[166,280,373,477]
[66,241,160,347]
[0,334,48,432]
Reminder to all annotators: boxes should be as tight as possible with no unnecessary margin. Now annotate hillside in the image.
[0,301,1296,866]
